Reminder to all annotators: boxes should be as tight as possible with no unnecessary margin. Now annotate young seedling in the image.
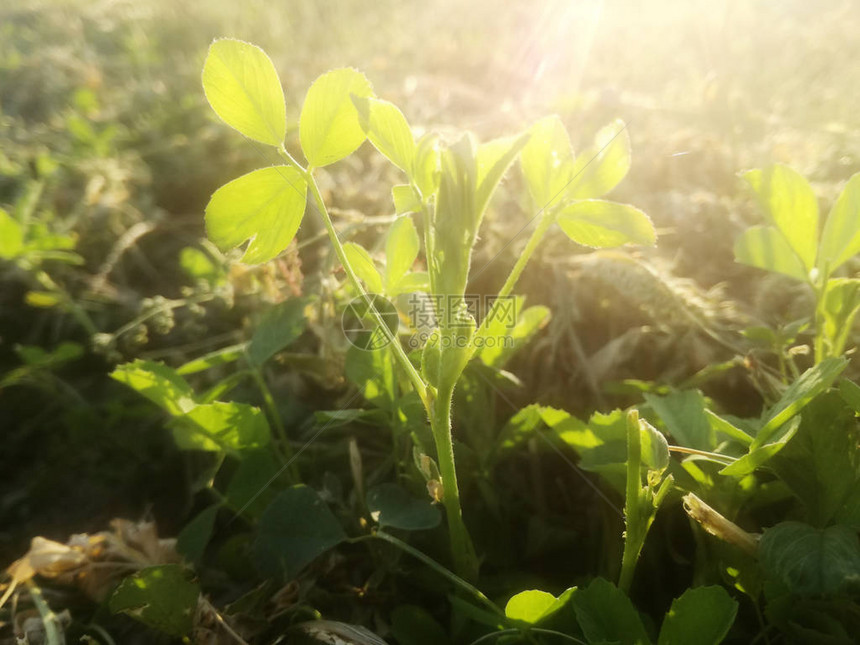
[199,38,655,579]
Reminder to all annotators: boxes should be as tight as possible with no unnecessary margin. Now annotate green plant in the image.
[196,38,654,581]
[734,164,860,366]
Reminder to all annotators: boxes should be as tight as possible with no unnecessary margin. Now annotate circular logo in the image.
[341,294,399,350]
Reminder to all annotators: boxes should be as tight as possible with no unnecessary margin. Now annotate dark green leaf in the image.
[367,483,440,530]
[658,586,737,645]
[759,522,860,595]
[176,504,220,564]
[247,298,309,366]
[571,577,650,645]
[109,565,199,637]
[253,486,346,579]
[390,605,450,645]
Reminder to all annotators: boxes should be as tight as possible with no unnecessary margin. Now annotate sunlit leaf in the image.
[478,301,550,368]
[202,39,286,146]
[253,486,346,579]
[343,242,384,294]
[412,133,440,198]
[392,184,421,214]
[170,401,270,452]
[640,418,670,474]
[569,119,631,199]
[109,565,199,637]
[505,588,574,625]
[819,173,860,274]
[0,209,23,259]
[744,164,818,271]
[474,132,530,222]
[385,215,420,293]
[733,225,808,281]
[111,360,196,416]
[557,199,655,248]
[353,96,415,172]
[177,344,244,376]
[179,247,222,283]
[759,522,860,595]
[754,356,847,448]
[205,166,307,264]
[820,278,860,358]
[390,271,430,296]
[658,586,738,645]
[519,115,574,208]
[719,416,800,478]
[300,68,373,167]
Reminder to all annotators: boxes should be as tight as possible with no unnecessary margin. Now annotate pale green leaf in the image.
[385,215,419,291]
[733,225,808,281]
[111,360,196,416]
[343,242,384,294]
[478,301,550,368]
[392,184,421,214]
[658,586,738,645]
[520,115,574,208]
[755,356,847,448]
[475,132,530,221]
[569,119,631,199]
[557,199,655,248]
[0,209,23,259]
[504,590,559,624]
[820,278,860,358]
[412,133,440,198]
[202,39,286,146]
[819,173,860,274]
[170,401,270,452]
[205,166,307,264]
[744,165,818,271]
[390,271,430,296]
[720,416,800,477]
[353,96,415,172]
[300,68,373,167]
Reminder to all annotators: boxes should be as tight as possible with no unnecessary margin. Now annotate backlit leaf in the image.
[520,115,574,208]
[385,215,419,291]
[733,225,808,281]
[111,360,196,416]
[505,588,573,625]
[300,68,373,167]
[0,209,23,259]
[475,132,530,222]
[170,401,270,452]
[343,242,384,294]
[202,39,286,146]
[205,166,307,264]
[569,119,631,198]
[557,200,655,248]
[819,173,860,274]
[744,164,818,271]
[353,96,415,172]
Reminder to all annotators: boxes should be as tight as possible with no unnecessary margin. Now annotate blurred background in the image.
[1,0,859,595]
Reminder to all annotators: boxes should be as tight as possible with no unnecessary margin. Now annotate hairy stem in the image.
[432,381,477,581]
[278,146,430,412]
[618,409,643,594]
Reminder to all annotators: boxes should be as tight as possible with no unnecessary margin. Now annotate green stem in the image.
[618,410,643,594]
[249,366,297,478]
[474,208,554,344]
[432,381,477,580]
[278,146,430,413]
[26,579,66,645]
[357,531,500,616]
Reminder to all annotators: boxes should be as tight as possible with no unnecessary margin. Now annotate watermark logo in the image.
[342,293,518,351]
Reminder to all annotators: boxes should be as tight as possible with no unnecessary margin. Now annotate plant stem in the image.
[432,381,477,580]
[278,146,431,413]
[249,366,298,478]
[618,410,643,594]
[359,531,500,616]
[26,579,66,645]
[474,208,554,344]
